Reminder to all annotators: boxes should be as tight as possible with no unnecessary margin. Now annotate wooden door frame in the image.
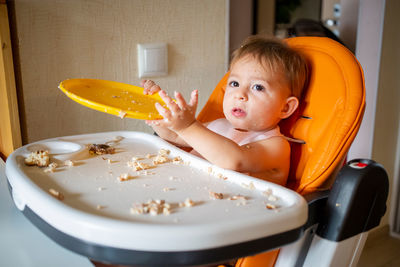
[0,0,21,160]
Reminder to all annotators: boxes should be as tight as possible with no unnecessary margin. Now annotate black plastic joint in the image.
[316,159,389,242]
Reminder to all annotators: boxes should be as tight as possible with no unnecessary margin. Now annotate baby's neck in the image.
[233,124,279,133]
[234,128,248,132]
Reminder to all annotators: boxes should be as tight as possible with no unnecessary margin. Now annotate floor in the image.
[357,226,400,267]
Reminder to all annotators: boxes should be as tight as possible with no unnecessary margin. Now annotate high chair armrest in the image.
[275,161,388,267]
[316,159,389,242]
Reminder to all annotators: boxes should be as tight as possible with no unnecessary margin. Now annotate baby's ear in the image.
[280,96,299,119]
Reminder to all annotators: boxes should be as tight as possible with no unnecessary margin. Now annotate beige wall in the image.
[12,0,227,143]
[255,0,275,36]
[229,0,254,55]
[372,0,400,227]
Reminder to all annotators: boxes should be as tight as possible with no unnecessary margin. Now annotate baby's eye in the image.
[252,84,265,91]
[229,81,239,87]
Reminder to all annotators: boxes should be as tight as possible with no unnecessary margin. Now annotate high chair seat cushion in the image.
[197,37,365,195]
[282,37,365,194]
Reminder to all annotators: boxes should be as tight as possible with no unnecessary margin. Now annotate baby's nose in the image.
[234,91,248,101]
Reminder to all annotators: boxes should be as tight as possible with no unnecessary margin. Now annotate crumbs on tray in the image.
[229,195,247,206]
[34,139,283,215]
[24,150,75,173]
[131,199,171,216]
[88,144,115,155]
[25,150,50,167]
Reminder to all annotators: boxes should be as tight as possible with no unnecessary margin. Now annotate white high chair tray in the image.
[5,131,307,265]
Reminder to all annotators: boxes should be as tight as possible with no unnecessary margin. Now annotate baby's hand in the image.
[141,80,161,95]
[149,90,198,132]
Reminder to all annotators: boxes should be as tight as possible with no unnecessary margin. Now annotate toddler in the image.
[143,35,308,186]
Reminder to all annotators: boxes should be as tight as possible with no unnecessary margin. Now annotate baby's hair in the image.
[230,35,308,99]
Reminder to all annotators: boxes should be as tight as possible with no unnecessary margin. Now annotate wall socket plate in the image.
[137,43,168,78]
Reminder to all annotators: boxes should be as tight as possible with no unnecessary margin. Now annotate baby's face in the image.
[223,55,291,132]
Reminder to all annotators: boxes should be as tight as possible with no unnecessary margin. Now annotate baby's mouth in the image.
[231,107,246,118]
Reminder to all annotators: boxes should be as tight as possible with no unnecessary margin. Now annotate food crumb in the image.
[118,173,134,181]
[241,182,255,190]
[64,160,74,167]
[44,162,58,173]
[98,187,106,191]
[179,198,194,207]
[130,199,171,216]
[163,207,171,215]
[25,150,50,167]
[96,205,106,210]
[49,188,64,200]
[118,110,127,119]
[127,160,151,171]
[158,149,170,156]
[163,187,174,192]
[153,154,169,165]
[229,195,246,201]
[263,188,273,196]
[172,156,183,164]
[88,144,115,155]
[231,195,248,206]
[209,191,224,200]
[216,173,228,180]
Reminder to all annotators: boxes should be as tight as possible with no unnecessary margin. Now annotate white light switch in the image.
[137,43,168,78]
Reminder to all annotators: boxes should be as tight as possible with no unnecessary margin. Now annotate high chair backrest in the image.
[197,37,365,196]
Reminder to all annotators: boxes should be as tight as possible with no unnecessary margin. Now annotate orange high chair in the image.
[4,37,388,267]
[197,37,389,267]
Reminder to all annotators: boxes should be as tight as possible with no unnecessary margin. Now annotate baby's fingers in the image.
[155,102,170,118]
[174,91,189,110]
[189,90,198,109]
[159,90,180,114]
[142,80,161,95]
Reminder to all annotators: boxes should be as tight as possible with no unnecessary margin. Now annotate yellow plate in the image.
[59,79,166,120]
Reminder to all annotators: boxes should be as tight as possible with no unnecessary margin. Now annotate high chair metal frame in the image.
[196,37,388,267]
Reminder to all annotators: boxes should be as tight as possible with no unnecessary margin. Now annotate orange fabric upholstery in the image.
[197,71,229,123]
[197,37,365,266]
[282,37,365,194]
[234,250,279,267]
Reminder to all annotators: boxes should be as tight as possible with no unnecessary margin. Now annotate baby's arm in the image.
[154,89,290,185]
[178,122,290,185]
